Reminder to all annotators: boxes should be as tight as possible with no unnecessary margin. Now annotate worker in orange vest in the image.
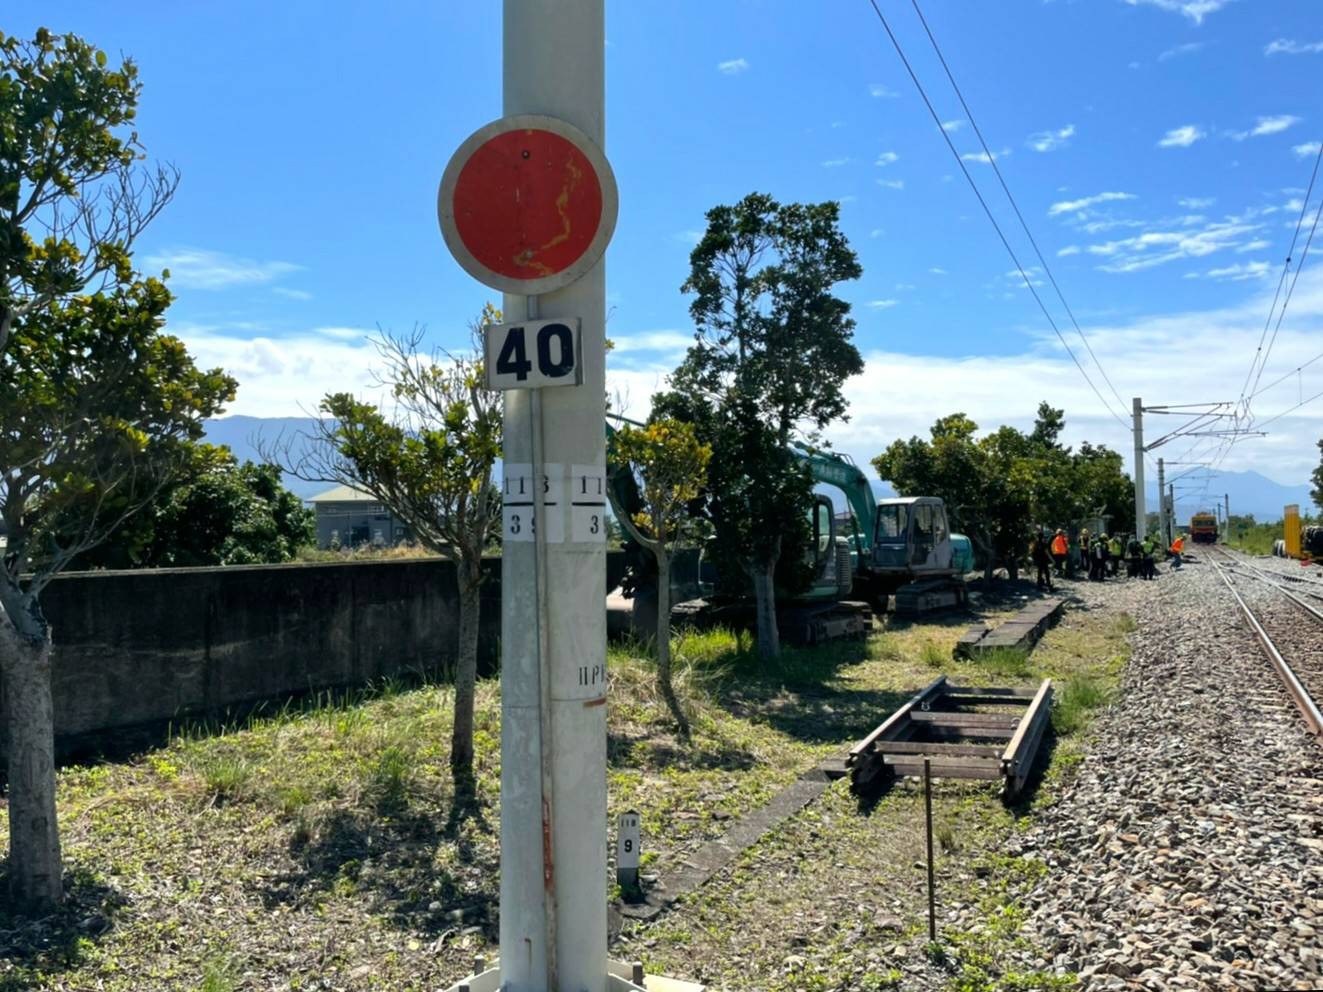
[1170,532,1185,567]
[1050,528,1068,575]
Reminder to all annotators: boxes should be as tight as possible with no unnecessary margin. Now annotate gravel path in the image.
[1002,558,1323,990]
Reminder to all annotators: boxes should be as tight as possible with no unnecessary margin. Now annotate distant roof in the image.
[308,484,379,504]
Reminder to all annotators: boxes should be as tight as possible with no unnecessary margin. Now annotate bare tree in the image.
[268,309,502,799]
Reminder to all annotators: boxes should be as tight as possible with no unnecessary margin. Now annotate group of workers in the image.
[1029,527,1186,591]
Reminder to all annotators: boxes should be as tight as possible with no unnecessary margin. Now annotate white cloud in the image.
[144,247,302,291]
[1232,114,1302,140]
[941,120,965,133]
[877,179,905,190]
[1295,142,1322,158]
[822,157,851,168]
[866,299,899,309]
[1086,217,1263,272]
[869,228,885,238]
[961,148,1009,165]
[1158,125,1204,148]
[1201,261,1272,280]
[1058,245,1082,256]
[272,287,312,301]
[875,151,899,166]
[1236,239,1271,253]
[596,270,1323,488]
[1027,124,1075,152]
[869,83,898,98]
[674,229,704,245]
[608,330,694,365]
[313,326,368,341]
[1122,0,1228,25]
[1178,196,1215,209]
[717,58,749,75]
[1265,39,1323,56]
[1048,191,1137,216]
[172,324,379,417]
[1158,42,1204,61]
[929,267,948,275]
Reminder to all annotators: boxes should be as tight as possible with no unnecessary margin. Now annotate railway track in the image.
[1210,545,1323,738]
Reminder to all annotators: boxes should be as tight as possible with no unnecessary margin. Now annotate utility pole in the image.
[437,5,696,990]
[1168,483,1176,545]
[1157,457,1166,547]
[1132,398,1146,540]
[500,5,606,990]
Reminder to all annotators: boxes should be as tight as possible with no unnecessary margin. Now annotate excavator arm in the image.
[787,441,877,561]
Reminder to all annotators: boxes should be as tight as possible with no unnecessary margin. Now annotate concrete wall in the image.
[2,552,627,756]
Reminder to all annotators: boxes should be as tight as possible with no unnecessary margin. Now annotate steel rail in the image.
[1212,557,1323,737]
[1229,562,1323,617]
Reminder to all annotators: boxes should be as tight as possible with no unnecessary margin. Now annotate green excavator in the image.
[606,419,973,644]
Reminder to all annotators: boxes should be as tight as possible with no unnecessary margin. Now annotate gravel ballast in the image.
[1000,555,1323,991]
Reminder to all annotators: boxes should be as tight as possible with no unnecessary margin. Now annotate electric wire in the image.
[906,0,1131,424]
[1236,141,1322,418]
[862,0,1131,433]
[1246,180,1323,414]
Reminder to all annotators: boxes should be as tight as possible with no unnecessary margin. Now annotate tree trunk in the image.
[0,606,63,909]
[654,549,689,739]
[979,531,996,588]
[750,558,780,661]
[451,557,481,801]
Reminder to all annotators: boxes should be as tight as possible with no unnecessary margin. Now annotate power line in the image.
[905,0,1131,423]
[1236,141,1322,418]
[1246,180,1323,415]
[861,0,1131,433]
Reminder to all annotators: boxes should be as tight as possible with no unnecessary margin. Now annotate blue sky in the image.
[11,0,1323,501]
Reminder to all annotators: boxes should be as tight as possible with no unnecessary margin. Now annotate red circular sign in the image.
[439,115,618,295]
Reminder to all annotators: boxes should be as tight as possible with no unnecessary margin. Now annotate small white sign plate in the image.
[502,462,565,544]
[484,318,583,391]
[571,463,608,544]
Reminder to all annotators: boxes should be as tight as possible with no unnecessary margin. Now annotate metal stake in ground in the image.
[924,758,937,944]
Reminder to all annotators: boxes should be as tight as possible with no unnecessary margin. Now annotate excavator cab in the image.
[872,497,954,573]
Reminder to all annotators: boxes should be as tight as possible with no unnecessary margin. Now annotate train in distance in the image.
[1189,512,1218,544]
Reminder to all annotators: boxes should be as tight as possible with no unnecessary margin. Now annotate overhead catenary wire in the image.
[905,0,1132,425]
[1236,140,1322,419]
[862,0,1131,434]
[1246,178,1323,415]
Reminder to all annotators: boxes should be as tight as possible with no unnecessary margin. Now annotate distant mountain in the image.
[1148,468,1314,524]
[203,416,327,499]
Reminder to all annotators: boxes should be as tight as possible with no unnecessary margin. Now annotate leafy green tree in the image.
[872,405,1135,582]
[278,310,501,799]
[1312,439,1323,513]
[667,193,863,659]
[608,418,711,737]
[0,29,177,357]
[0,279,235,907]
[0,28,196,909]
[69,444,313,569]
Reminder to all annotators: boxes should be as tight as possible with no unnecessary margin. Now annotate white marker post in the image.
[616,811,641,895]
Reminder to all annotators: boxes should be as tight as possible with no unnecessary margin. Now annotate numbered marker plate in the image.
[484,318,583,391]
[502,463,565,544]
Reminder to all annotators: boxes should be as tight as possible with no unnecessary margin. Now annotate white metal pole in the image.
[1132,398,1146,541]
[1157,457,1166,548]
[500,4,609,992]
[1168,484,1175,544]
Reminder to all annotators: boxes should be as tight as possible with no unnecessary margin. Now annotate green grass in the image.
[1,601,1133,991]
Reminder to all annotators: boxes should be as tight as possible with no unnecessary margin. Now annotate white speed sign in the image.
[484,318,583,391]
